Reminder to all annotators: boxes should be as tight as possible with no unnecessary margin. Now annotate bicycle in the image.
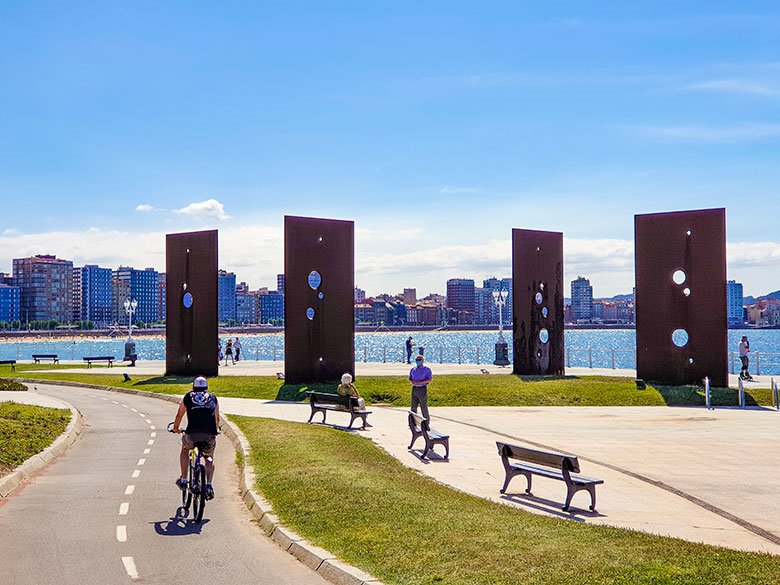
[168,422,212,523]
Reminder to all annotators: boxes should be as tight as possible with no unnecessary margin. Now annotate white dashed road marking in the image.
[121,556,140,580]
[150,432,157,438]
[116,525,127,542]
[125,485,135,495]
[148,440,154,446]
[130,408,137,412]
[143,448,150,454]
[146,419,152,424]
[111,400,118,404]
[119,503,129,515]
[122,404,129,409]
[150,425,156,430]
[132,470,141,478]
[137,459,146,466]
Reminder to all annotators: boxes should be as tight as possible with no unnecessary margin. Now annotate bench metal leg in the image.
[442,439,449,460]
[500,471,517,494]
[587,485,597,512]
[563,487,575,511]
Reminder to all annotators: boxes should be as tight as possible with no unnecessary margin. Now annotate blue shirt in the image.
[409,365,433,387]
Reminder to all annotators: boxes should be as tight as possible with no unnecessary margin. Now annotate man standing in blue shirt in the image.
[409,354,433,421]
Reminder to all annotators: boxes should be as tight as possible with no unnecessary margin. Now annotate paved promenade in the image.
[30,359,780,388]
[220,397,780,555]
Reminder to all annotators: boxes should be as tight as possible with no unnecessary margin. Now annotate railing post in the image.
[588,348,593,368]
[738,377,745,408]
[273,347,276,361]
[439,347,443,364]
[566,348,571,368]
[704,377,712,410]
[476,347,480,364]
[382,347,386,363]
[458,346,462,364]
[730,351,735,375]
[256,346,259,361]
[611,349,615,369]
[756,352,761,376]
[363,347,367,363]
[772,378,778,410]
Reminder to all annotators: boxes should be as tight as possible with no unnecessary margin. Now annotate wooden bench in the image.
[496,441,603,512]
[0,359,16,371]
[408,411,449,460]
[83,356,115,368]
[305,391,371,429]
[32,354,59,364]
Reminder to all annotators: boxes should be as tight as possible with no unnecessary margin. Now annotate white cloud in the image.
[2,228,21,236]
[685,78,780,97]
[134,204,158,213]
[174,199,231,220]
[631,124,780,143]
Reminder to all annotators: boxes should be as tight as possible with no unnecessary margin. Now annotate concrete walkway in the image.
[220,397,780,555]
[27,359,780,388]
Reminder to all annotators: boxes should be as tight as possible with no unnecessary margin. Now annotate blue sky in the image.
[1,2,779,296]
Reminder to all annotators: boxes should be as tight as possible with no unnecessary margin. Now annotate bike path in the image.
[0,383,329,585]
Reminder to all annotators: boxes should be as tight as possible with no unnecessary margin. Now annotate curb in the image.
[0,387,84,499]
[11,377,385,585]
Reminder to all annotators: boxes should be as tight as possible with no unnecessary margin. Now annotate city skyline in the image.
[2,4,780,296]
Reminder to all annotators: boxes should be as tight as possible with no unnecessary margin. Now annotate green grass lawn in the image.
[3,368,774,408]
[235,416,780,585]
[0,402,71,475]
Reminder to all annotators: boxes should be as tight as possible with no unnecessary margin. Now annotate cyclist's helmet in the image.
[193,376,208,391]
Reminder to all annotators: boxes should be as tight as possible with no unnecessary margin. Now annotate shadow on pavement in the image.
[153,514,211,536]
[499,493,603,521]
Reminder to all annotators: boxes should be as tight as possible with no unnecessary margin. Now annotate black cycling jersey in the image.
[183,390,218,435]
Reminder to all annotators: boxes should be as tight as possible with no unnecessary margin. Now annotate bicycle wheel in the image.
[193,464,206,523]
[181,460,193,512]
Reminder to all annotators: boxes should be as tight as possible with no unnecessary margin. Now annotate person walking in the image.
[234,337,242,362]
[738,335,753,380]
[409,354,433,421]
[224,338,235,366]
[405,336,414,364]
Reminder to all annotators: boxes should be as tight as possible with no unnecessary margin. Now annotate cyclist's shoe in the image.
[175,477,188,490]
[191,483,201,495]
[205,484,215,500]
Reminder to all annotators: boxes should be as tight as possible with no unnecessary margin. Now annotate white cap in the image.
[193,376,208,390]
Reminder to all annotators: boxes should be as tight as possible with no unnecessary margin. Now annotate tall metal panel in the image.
[635,208,727,387]
[165,230,219,377]
[284,216,355,384]
[512,229,565,375]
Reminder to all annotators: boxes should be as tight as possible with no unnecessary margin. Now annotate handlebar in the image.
[168,421,222,435]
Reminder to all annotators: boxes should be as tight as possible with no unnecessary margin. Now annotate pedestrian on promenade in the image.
[405,336,414,364]
[217,340,224,363]
[409,354,433,421]
[234,337,242,362]
[225,338,234,366]
[739,335,754,380]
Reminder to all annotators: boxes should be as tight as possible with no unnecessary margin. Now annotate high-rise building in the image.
[236,282,257,324]
[114,266,160,324]
[77,265,113,326]
[277,274,285,295]
[72,268,83,323]
[112,277,131,326]
[446,278,475,324]
[571,276,593,323]
[403,288,417,306]
[727,280,744,325]
[218,270,237,323]
[258,291,284,324]
[13,255,73,323]
[158,273,166,323]
[354,287,366,303]
[0,272,14,286]
[483,277,513,326]
[0,284,20,323]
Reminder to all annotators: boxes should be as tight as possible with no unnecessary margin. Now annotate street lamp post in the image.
[492,289,510,366]
[123,298,138,367]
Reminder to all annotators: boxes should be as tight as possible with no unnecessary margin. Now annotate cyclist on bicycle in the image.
[173,376,219,500]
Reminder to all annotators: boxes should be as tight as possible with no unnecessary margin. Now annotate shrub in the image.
[0,379,27,391]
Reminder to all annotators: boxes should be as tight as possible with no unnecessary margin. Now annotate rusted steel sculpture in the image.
[284,216,355,384]
[512,229,565,376]
[166,230,219,377]
[635,208,728,387]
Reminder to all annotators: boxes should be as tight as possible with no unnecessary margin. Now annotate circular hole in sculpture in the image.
[182,282,187,291]
[672,328,689,348]
[683,287,691,297]
[537,349,542,358]
[686,229,692,236]
[672,269,686,285]
[536,246,541,252]
[539,329,549,344]
[688,357,694,364]
[306,307,315,320]
[535,292,543,305]
[542,307,549,318]
[307,270,322,289]
[539,282,545,291]
[318,236,323,242]
[182,292,193,309]
[318,292,324,300]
